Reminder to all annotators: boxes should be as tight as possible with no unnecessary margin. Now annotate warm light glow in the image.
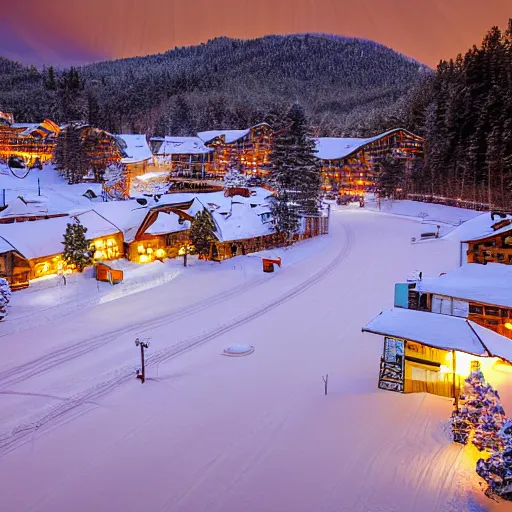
[146,247,153,254]
[137,245,145,254]
[504,322,512,331]
[155,248,166,258]
[139,254,149,263]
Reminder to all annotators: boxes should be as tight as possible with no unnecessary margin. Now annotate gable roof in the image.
[197,129,250,144]
[116,134,153,164]
[362,307,512,363]
[462,223,512,243]
[315,128,422,161]
[0,210,120,260]
[154,136,212,155]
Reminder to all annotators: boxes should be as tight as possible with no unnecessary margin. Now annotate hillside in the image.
[0,34,429,137]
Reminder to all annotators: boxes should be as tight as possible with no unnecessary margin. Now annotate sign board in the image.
[378,337,405,392]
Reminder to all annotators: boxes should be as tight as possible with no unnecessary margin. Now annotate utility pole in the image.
[38,177,41,196]
[135,338,150,383]
[183,244,188,267]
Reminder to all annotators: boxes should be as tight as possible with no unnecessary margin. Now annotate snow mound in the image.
[222,344,255,357]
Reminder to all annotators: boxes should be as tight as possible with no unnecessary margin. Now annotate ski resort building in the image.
[197,123,272,177]
[363,308,512,398]
[315,128,424,198]
[150,136,213,178]
[0,112,60,166]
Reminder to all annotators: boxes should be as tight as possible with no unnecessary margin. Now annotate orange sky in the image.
[3,0,511,67]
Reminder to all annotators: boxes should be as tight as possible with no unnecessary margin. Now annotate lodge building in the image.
[315,128,424,197]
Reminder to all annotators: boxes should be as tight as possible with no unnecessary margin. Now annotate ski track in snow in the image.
[0,220,354,458]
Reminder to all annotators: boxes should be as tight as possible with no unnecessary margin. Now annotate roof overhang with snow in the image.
[415,263,512,309]
[362,308,512,363]
[315,128,423,162]
[462,224,512,244]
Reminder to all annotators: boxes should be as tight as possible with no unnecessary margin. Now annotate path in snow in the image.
[0,209,508,512]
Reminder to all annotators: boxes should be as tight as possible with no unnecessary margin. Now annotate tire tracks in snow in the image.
[0,221,354,458]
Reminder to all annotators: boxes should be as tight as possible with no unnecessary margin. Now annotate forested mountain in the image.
[405,19,512,208]
[0,34,428,137]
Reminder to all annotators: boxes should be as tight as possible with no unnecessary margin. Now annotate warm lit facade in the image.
[315,128,424,197]
[150,136,213,179]
[0,112,60,166]
[197,123,272,177]
[464,220,512,265]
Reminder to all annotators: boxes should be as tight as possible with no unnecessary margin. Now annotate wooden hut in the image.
[0,238,30,290]
[363,308,512,398]
[401,263,512,339]
[315,128,424,198]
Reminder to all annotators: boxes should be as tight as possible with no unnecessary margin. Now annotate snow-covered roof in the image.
[415,263,512,309]
[0,237,15,254]
[155,136,212,155]
[0,210,120,260]
[116,134,153,164]
[444,213,512,243]
[315,128,420,161]
[145,211,190,236]
[462,222,512,243]
[91,200,150,243]
[362,308,512,362]
[197,129,250,144]
[212,201,274,242]
[0,197,49,218]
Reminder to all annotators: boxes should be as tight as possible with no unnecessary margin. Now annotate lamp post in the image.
[135,338,150,383]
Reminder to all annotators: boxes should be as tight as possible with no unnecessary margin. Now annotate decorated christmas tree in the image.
[451,370,505,451]
[62,220,92,272]
[0,278,11,305]
[477,418,512,500]
[0,293,7,321]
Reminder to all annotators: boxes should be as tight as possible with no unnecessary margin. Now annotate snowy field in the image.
[2,196,512,511]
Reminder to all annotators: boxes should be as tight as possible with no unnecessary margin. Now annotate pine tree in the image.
[374,155,406,200]
[190,210,217,259]
[270,103,322,236]
[62,220,92,272]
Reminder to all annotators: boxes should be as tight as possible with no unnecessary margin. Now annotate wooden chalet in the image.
[315,128,424,198]
[197,123,272,177]
[0,211,123,285]
[399,263,512,339]
[463,219,512,265]
[150,136,213,179]
[363,308,512,399]
[0,112,60,166]
[126,199,197,263]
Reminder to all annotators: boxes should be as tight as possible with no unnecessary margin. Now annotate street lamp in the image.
[135,337,150,383]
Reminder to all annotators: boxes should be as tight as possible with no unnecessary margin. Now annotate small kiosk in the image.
[363,308,512,399]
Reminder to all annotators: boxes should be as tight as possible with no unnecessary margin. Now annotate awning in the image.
[362,308,512,364]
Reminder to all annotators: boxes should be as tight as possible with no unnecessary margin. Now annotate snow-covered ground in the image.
[1,201,511,512]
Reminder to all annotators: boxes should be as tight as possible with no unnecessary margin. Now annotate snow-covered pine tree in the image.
[62,220,92,272]
[269,103,322,237]
[223,167,247,188]
[374,154,406,200]
[190,209,217,259]
[0,293,7,321]
[0,278,11,305]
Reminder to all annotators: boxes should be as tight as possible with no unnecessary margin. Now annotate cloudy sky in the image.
[2,0,511,68]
